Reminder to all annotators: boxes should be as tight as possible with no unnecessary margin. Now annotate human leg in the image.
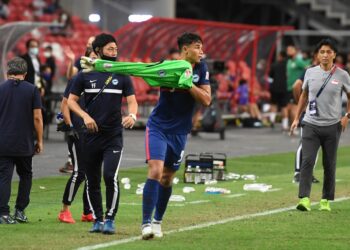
[320,123,341,201]
[0,157,15,216]
[298,124,321,200]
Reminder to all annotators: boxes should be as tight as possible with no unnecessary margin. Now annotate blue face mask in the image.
[29,47,39,56]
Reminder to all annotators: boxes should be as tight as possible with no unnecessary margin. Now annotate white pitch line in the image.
[76,196,350,250]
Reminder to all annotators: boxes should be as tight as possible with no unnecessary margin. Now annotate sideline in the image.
[77,196,350,250]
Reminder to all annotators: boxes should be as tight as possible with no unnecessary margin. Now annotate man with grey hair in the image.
[0,57,43,224]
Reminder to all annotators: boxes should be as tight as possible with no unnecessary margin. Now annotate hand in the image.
[80,56,96,72]
[82,114,98,133]
[35,141,43,154]
[341,116,349,132]
[67,127,79,140]
[122,115,136,129]
[64,46,75,62]
[289,119,299,136]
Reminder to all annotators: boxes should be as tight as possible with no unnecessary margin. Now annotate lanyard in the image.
[316,65,337,98]
[84,74,113,110]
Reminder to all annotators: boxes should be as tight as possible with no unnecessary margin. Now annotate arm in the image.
[290,89,308,135]
[189,84,211,107]
[33,108,43,154]
[341,92,350,132]
[122,95,138,129]
[60,97,72,126]
[292,79,303,103]
[67,93,98,132]
[65,47,78,79]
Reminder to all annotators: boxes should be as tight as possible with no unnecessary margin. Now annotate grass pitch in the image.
[2,147,350,250]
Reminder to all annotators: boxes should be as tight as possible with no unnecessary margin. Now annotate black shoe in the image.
[293,173,300,183]
[312,176,320,183]
[0,215,18,224]
[13,209,28,223]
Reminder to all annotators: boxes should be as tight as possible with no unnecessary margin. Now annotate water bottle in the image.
[56,112,64,124]
[185,165,193,183]
[194,166,201,184]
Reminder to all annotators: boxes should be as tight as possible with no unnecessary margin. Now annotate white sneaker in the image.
[141,223,154,240]
[152,220,163,238]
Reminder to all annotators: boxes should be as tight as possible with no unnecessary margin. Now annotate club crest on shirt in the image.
[193,74,199,83]
[331,79,339,85]
[103,63,113,68]
[112,79,119,85]
[184,69,192,79]
[158,70,166,77]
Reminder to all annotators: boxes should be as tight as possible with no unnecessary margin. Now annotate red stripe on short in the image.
[145,127,150,160]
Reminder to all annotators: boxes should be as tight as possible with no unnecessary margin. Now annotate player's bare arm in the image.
[189,84,211,106]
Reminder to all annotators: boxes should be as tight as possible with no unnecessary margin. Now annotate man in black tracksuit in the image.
[67,33,138,234]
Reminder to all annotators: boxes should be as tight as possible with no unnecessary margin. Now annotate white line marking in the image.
[187,200,210,204]
[76,196,350,250]
[224,193,246,198]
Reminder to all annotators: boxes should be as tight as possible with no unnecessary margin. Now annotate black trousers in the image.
[62,134,90,214]
[299,122,341,200]
[0,156,32,215]
[84,132,123,221]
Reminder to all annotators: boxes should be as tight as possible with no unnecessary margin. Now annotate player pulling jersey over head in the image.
[141,32,211,240]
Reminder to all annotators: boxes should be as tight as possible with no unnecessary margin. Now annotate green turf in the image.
[2,146,350,250]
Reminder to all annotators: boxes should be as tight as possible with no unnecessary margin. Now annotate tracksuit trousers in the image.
[299,122,341,200]
[83,131,123,222]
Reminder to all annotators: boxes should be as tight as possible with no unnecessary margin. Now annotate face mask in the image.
[101,55,117,61]
[29,47,39,56]
[44,51,51,58]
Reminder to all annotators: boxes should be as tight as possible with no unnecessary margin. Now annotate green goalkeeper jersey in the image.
[92,59,193,89]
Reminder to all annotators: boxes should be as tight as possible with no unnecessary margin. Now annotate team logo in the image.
[112,79,119,85]
[184,69,192,79]
[158,70,166,77]
[103,63,113,68]
[90,80,97,88]
[331,79,339,85]
[193,74,200,83]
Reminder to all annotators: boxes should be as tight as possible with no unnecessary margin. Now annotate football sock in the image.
[154,185,172,221]
[282,118,289,130]
[142,179,159,225]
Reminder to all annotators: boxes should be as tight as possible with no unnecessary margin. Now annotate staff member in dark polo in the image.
[0,57,43,224]
[68,33,138,234]
[290,38,350,212]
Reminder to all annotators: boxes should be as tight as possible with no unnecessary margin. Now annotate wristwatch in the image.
[129,113,137,122]
[345,112,350,119]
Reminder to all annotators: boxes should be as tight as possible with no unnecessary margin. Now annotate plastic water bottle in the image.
[185,165,193,183]
[194,166,201,184]
[56,112,64,124]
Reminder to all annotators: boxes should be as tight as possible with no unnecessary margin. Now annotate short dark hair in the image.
[92,33,117,54]
[315,38,338,54]
[84,47,95,57]
[177,33,203,51]
[25,38,39,49]
[7,57,28,75]
[168,48,179,55]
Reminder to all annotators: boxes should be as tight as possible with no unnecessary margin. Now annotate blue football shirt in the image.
[147,60,210,134]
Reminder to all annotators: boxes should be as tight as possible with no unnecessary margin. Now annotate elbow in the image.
[203,96,212,107]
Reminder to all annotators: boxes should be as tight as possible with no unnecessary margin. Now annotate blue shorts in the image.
[145,127,187,171]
